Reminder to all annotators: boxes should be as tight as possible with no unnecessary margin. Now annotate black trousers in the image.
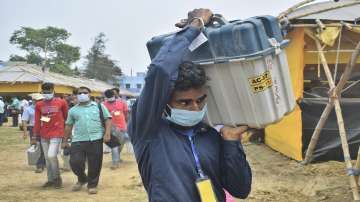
[70,139,103,188]
[12,113,18,127]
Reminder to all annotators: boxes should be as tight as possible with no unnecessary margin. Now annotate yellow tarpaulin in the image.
[317,27,341,47]
[265,28,305,161]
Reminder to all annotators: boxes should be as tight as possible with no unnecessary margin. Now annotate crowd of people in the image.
[0,83,130,194]
[1,8,252,202]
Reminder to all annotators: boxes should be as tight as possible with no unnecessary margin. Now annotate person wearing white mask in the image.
[103,89,128,169]
[32,82,68,189]
[128,9,251,201]
[62,86,112,194]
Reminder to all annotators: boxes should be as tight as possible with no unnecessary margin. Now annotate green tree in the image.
[9,54,26,62]
[9,26,80,75]
[84,33,122,84]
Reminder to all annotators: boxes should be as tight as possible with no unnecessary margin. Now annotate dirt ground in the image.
[0,125,355,202]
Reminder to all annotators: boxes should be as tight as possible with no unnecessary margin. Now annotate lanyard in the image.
[183,130,206,179]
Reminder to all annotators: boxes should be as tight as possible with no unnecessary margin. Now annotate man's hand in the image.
[221,126,249,141]
[30,137,37,145]
[175,8,213,29]
[103,133,111,143]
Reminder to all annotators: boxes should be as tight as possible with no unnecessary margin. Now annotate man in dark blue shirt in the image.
[128,8,252,202]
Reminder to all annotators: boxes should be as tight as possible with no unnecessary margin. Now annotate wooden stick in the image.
[302,29,337,164]
[335,42,360,96]
[305,30,360,200]
[278,0,315,19]
[315,38,360,201]
[291,24,360,28]
[333,99,360,200]
[302,102,334,164]
[305,30,336,88]
[288,2,360,20]
[355,147,360,183]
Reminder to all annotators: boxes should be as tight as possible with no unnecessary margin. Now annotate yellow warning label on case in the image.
[248,71,273,93]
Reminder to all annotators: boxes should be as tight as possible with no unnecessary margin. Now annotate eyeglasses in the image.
[77,92,89,95]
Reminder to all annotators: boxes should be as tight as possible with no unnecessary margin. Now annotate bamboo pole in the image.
[333,99,360,200]
[335,42,360,95]
[291,24,360,28]
[278,0,315,19]
[302,29,337,164]
[288,2,360,20]
[355,147,360,184]
[304,30,360,200]
[302,102,334,164]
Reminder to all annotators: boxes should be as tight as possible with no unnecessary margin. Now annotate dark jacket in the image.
[128,26,252,202]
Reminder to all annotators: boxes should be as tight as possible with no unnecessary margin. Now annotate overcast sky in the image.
[1,0,305,75]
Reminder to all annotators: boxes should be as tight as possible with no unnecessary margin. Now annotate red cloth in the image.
[34,98,68,139]
[104,100,128,130]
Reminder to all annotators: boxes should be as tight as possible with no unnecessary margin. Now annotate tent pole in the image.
[355,147,360,184]
[302,102,333,164]
[315,35,360,201]
[304,30,360,200]
[291,23,360,28]
[287,2,360,20]
[278,0,315,19]
[303,30,338,164]
[333,98,360,200]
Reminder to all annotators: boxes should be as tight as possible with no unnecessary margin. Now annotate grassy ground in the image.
[0,124,354,202]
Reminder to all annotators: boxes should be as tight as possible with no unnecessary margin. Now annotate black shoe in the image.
[42,181,54,188]
[53,178,63,189]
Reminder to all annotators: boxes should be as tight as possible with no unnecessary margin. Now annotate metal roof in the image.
[287,0,360,22]
[0,62,135,96]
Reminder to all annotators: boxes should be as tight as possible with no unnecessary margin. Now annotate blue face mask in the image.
[165,104,207,127]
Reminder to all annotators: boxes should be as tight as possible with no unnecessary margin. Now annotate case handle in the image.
[208,14,228,27]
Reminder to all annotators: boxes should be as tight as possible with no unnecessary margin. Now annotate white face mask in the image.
[107,97,116,102]
[42,93,54,100]
[77,93,90,103]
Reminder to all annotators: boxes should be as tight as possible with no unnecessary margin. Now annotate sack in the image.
[27,144,41,166]
[98,104,120,148]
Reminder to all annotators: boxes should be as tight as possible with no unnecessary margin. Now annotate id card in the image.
[114,111,121,116]
[196,177,217,202]
[40,116,51,122]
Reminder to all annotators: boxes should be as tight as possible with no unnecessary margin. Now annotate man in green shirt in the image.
[62,86,112,194]
[9,97,21,127]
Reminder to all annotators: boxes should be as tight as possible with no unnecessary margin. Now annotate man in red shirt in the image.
[104,89,128,169]
[32,82,68,188]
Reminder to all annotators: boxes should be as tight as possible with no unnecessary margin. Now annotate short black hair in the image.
[77,86,91,93]
[72,89,78,95]
[112,87,120,94]
[174,61,207,91]
[41,82,54,91]
[104,89,115,98]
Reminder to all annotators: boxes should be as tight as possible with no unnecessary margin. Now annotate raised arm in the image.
[128,9,213,145]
